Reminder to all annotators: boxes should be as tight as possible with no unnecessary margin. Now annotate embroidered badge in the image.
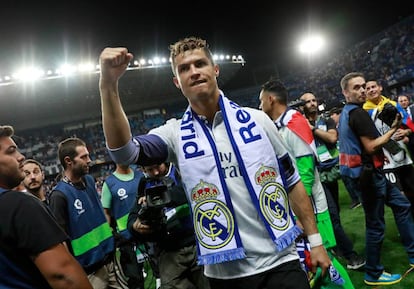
[192,180,235,249]
[255,165,290,231]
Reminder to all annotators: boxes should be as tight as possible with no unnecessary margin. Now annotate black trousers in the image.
[208,260,310,289]
[119,242,145,289]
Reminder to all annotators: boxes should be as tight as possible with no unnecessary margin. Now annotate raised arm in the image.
[99,47,134,149]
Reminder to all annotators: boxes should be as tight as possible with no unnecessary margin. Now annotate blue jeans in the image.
[342,169,414,279]
[341,176,360,204]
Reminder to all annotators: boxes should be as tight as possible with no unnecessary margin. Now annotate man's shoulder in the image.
[149,118,181,137]
[0,190,45,211]
[161,117,181,126]
[49,188,66,199]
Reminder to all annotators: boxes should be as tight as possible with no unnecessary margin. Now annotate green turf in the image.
[337,180,414,288]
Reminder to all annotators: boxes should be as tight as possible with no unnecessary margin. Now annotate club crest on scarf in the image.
[192,180,235,249]
[255,165,290,230]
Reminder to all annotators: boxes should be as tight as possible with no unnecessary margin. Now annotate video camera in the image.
[137,178,173,229]
[288,98,306,109]
[377,103,405,162]
[377,103,399,127]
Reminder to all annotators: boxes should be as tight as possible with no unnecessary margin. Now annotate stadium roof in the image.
[0,61,245,131]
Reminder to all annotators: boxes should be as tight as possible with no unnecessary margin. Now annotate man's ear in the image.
[214,64,220,78]
[64,156,72,166]
[270,93,276,104]
[173,77,180,89]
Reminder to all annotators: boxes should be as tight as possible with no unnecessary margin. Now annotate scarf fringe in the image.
[197,248,246,265]
[274,225,303,251]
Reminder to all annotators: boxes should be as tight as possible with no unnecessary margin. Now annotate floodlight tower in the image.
[297,33,327,71]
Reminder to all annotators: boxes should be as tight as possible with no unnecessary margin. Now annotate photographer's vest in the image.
[105,170,141,240]
[55,175,114,268]
[314,116,339,170]
[339,104,384,177]
[339,104,363,178]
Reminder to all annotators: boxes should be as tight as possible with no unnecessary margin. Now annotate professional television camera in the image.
[137,177,173,229]
[288,98,306,109]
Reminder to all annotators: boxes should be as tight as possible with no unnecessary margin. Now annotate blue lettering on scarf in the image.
[181,110,205,159]
[233,105,261,144]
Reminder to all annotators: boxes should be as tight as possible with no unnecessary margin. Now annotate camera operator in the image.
[127,162,210,289]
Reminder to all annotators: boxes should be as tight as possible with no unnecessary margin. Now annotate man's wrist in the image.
[308,233,323,248]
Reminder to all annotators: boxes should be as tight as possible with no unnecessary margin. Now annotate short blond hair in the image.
[0,125,14,138]
[169,36,214,75]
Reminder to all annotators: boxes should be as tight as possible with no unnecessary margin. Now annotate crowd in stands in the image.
[232,14,414,110]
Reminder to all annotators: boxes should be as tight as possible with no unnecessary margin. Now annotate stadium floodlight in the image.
[298,34,326,55]
[12,67,45,82]
[78,63,95,72]
[0,51,245,86]
[152,57,161,65]
[58,64,77,76]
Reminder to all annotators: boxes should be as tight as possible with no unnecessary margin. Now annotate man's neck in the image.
[64,171,83,184]
[29,188,46,201]
[369,96,381,105]
[306,111,318,122]
[272,105,288,121]
[116,167,132,175]
[189,90,221,123]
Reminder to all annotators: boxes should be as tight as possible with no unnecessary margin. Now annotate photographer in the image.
[127,162,210,289]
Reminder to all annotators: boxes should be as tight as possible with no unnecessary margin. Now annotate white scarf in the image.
[178,94,301,265]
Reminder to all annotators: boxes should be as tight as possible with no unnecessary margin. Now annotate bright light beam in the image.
[298,34,326,55]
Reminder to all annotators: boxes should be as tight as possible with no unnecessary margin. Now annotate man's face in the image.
[0,136,25,189]
[143,163,168,179]
[300,93,318,116]
[398,96,410,109]
[172,48,219,104]
[365,81,382,101]
[70,146,91,177]
[343,76,366,104]
[258,90,273,116]
[22,162,44,192]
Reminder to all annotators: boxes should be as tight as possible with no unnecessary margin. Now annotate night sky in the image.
[0,1,412,76]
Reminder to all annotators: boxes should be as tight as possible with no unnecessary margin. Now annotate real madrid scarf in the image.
[178,94,301,265]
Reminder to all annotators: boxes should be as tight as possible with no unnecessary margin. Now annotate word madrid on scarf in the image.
[178,94,301,265]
